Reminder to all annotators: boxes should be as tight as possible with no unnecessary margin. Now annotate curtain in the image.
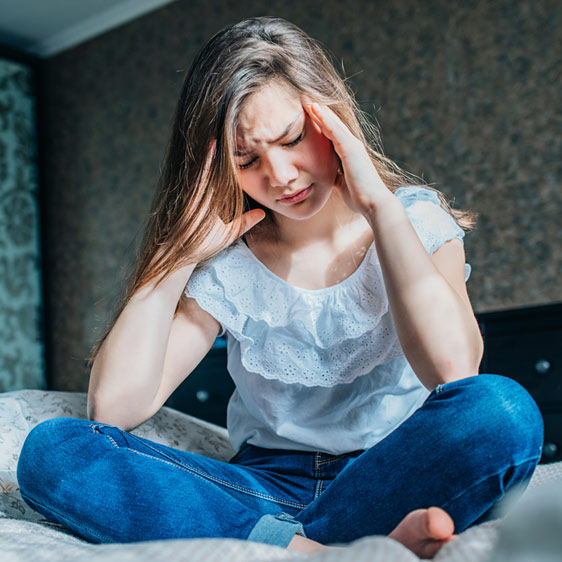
[0,58,44,391]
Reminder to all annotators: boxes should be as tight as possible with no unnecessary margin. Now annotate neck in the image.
[269,191,365,251]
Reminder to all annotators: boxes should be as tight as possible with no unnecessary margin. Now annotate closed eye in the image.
[238,159,256,170]
[238,131,304,170]
[284,132,304,147]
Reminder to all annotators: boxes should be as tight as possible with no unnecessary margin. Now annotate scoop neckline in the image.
[237,237,376,294]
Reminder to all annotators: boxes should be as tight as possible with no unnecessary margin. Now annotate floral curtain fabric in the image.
[0,58,44,391]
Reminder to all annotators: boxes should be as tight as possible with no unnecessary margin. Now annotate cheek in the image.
[238,173,263,200]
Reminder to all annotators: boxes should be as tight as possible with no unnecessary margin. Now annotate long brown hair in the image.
[88,16,476,364]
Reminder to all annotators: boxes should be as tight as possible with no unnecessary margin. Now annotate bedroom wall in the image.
[0,58,45,391]
[39,0,561,390]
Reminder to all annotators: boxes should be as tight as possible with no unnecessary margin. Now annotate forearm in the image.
[87,263,197,429]
[365,192,482,389]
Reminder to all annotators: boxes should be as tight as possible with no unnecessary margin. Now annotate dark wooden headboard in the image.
[167,302,562,464]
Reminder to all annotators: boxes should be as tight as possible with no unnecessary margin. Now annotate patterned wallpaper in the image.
[0,59,45,391]
[39,0,561,390]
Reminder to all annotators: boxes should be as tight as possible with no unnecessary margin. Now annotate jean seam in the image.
[316,454,347,465]
[126,448,308,509]
[20,492,113,543]
[314,479,324,499]
[441,455,542,511]
[87,426,308,509]
[313,453,323,498]
[89,423,109,432]
[89,423,122,449]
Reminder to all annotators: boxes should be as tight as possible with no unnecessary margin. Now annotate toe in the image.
[426,507,455,540]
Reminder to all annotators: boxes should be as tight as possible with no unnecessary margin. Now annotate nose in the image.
[265,150,298,188]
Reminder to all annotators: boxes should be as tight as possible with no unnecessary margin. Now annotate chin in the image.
[280,191,332,220]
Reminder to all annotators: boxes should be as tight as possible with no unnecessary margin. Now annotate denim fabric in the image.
[17,375,544,548]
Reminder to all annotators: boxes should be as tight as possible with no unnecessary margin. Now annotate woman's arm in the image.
[305,102,483,390]
[365,196,484,389]
[87,200,265,430]
[87,263,221,430]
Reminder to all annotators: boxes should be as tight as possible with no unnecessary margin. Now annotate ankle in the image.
[286,534,330,553]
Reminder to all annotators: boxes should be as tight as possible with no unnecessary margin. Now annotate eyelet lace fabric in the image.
[187,243,404,387]
[185,186,470,388]
[397,186,472,281]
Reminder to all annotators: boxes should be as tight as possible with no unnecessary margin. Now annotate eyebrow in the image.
[234,114,301,157]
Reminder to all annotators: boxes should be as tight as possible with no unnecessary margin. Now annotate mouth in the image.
[277,185,312,204]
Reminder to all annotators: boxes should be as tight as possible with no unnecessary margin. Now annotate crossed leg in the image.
[16,375,542,558]
[289,507,456,559]
[288,375,544,557]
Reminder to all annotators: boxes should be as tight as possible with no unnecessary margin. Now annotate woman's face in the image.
[233,82,340,221]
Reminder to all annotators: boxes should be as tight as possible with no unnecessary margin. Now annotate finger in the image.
[304,103,350,142]
[231,208,266,242]
[312,103,355,143]
[306,103,360,159]
[241,209,266,234]
[303,103,323,135]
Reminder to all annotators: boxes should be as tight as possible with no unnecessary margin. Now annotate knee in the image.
[457,375,544,461]
[17,417,87,499]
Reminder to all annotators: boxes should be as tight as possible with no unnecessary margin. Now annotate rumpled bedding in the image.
[1,390,561,562]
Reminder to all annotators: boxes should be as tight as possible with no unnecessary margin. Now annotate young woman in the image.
[17,17,544,558]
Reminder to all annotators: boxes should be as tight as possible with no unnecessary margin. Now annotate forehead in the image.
[235,83,303,148]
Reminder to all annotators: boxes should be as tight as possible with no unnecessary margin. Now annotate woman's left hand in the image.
[304,102,392,217]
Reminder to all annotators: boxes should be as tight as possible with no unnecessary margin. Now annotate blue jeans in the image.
[17,375,543,547]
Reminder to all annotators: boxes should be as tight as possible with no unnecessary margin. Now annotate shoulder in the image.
[393,185,457,227]
[184,240,247,297]
[393,185,468,257]
[182,239,253,338]
[393,185,443,208]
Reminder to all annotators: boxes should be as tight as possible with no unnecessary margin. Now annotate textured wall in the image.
[0,59,44,391]
[40,0,562,390]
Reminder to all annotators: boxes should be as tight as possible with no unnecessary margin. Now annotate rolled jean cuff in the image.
[246,512,306,547]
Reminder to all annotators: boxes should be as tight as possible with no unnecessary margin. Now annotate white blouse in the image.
[184,186,471,454]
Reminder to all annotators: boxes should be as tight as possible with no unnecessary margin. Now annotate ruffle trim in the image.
[185,186,469,386]
[215,241,389,348]
[186,240,406,386]
[396,187,471,282]
[395,186,467,253]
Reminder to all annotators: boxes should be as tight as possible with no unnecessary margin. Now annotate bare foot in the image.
[287,507,455,558]
[388,507,456,559]
[287,533,341,553]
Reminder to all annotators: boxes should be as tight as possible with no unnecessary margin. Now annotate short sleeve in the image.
[184,267,226,338]
[394,186,471,282]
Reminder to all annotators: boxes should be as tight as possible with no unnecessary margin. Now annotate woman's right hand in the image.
[191,207,266,263]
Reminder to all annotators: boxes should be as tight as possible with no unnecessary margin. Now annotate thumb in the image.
[239,209,267,236]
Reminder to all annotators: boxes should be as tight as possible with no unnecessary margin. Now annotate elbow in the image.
[465,326,485,378]
[87,394,112,425]
[86,389,100,421]
[433,332,484,387]
[87,392,128,430]
[87,401,108,424]
[87,389,157,432]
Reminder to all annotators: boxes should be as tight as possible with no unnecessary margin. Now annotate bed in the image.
[2,389,561,562]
